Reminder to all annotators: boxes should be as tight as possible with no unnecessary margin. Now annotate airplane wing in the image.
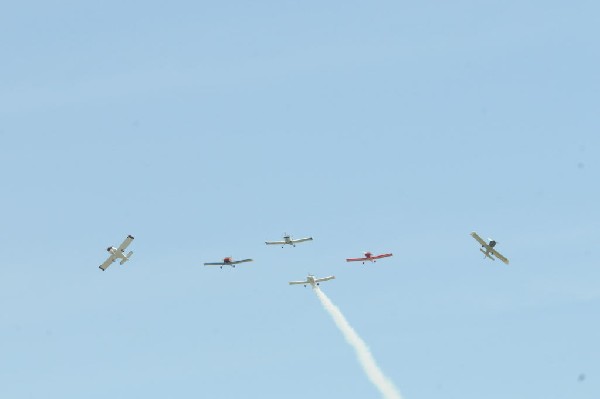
[372,253,393,259]
[291,237,313,244]
[99,254,117,271]
[470,232,487,247]
[265,240,286,245]
[117,235,134,252]
[289,280,309,285]
[346,257,367,262]
[230,258,253,265]
[204,262,226,266]
[491,249,510,265]
[315,276,335,283]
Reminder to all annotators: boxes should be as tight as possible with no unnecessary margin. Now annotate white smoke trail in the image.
[313,287,403,399]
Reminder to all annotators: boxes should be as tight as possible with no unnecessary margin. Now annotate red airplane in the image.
[346,251,393,264]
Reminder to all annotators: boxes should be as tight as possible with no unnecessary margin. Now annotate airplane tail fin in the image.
[120,251,133,265]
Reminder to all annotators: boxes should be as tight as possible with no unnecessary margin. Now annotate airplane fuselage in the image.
[107,246,123,258]
[107,246,131,263]
[306,275,319,288]
[281,235,297,247]
[479,240,496,260]
[284,236,297,247]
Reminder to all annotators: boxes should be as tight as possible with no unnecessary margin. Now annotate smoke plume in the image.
[313,287,403,399]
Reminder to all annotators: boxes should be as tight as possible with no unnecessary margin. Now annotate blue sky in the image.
[1,1,598,398]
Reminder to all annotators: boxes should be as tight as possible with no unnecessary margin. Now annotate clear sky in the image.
[1,1,598,398]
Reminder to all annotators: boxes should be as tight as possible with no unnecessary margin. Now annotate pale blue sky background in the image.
[1,1,598,398]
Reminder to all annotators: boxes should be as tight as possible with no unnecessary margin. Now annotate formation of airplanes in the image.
[98,231,511,286]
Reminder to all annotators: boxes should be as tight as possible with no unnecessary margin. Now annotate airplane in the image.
[346,251,393,264]
[289,274,335,288]
[265,233,313,248]
[204,257,253,269]
[99,235,135,271]
[470,232,510,264]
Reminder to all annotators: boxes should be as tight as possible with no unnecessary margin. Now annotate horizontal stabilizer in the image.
[479,248,495,260]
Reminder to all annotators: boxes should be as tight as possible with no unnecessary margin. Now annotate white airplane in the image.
[204,257,253,269]
[470,232,509,265]
[289,274,335,288]
[265,233,313,248]
[99,235,135,271]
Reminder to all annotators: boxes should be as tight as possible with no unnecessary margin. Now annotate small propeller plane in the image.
[204,257,253,269]
[289,274,335,288]
[99,235,135,271]
[346,251,393,264]
[265,233,313,248]
[470,232,510,264]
